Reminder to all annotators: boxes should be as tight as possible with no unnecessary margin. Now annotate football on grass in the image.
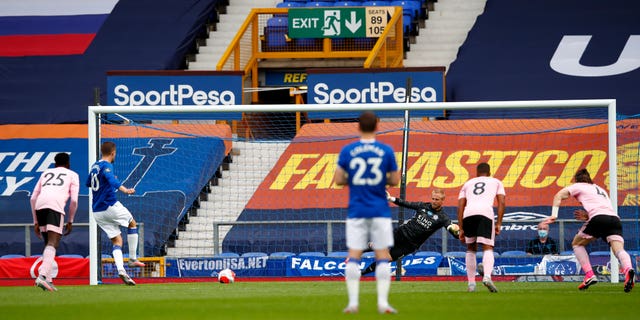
[218,268,236,283]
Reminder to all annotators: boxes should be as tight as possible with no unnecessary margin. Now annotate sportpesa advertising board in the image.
[106,71,243,120]
[306,67,445,119]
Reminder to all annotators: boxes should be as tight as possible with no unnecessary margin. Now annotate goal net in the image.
[88,100,640,284]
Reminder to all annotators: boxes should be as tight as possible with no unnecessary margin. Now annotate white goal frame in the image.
[88,99,617,285]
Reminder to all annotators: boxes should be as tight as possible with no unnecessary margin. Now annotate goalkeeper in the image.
[361,189,459,275]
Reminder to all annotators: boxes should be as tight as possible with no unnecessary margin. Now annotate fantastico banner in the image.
[246,119,640,210]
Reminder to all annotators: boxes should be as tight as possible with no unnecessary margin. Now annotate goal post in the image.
[88,99,622,285]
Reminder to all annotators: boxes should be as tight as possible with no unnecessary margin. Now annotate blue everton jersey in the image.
[85,160,122,212]
[337,139,398,218]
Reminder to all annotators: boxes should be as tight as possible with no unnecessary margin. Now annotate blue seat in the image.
[305,1,336,7]
[327,251,349,258]
[214,252,240,258]
[500,250,528,257]
[362,1,392,6]
[264,17,290,51]
[333,1,361,6]
[589,250,611,256]
[362,251,376,258]
[269,251,296,258]
[276,1,305,8]
[241,252,268,257]
[414,251,442,257]
[0,254,25,259]
[476,251,500,257]
[560,250,574,255]
[101,253,113,259]
[444,251,466,258]
[298,251,325,257]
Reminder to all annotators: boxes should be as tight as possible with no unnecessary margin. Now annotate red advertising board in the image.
[247,119,639,209]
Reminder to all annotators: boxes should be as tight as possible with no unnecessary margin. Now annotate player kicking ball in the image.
[87,142,145,285]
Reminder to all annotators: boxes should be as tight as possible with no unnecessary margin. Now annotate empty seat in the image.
[560,250,574,255]
[500,250,528,256]
[298,251,325,257]
[305,1,336,7]
[444,251,466,258]
[589,251,611,256]
[264,17,290,51]
[241,252,268,257]
[214,252,240,258]
[327,251,349,257]
[0,254,25,259]
[414,251,442,257]
[362,251,376,258]
[269,251,296,258]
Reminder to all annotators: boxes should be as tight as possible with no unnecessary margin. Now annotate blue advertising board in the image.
[306,68,445,119]
[286,254,442,276]
[0,134,227,256]
[165,256,272,277]
[106,71,244,120]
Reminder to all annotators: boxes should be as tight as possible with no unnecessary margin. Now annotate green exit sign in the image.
[288,8,366,38]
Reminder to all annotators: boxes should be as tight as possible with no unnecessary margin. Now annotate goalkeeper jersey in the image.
[392,199,455,248]
[337,138,398,219]
[85,160,122,212]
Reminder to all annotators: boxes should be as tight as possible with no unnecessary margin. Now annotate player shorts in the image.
[36,208,64,234]
[578,214,624,243]
[93,201,134,239]
[346,217,394,251]
[462,215,495,247]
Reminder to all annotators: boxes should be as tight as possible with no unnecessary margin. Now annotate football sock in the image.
[345,259,361,307]
[573,245,593,276]
[112,245,125,273]
[127,228,139,260]
[465,251,477,284]
[39,245,56,281]
[375,260,391,308]
[614,249,632,273]
[482,249,494,280]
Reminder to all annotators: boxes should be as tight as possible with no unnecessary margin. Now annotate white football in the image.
[218,268,236,283]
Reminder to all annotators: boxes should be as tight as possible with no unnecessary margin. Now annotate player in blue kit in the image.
[86,141,144,286]
[334,111,400,314]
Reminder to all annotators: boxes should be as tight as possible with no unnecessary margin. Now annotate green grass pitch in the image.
[1,280,637,319]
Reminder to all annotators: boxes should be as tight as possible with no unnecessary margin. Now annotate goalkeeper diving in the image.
[361,189,460,275]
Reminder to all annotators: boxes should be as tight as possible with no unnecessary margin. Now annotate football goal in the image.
[87,99,634,285]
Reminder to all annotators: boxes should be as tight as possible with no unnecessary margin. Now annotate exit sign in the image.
[288,7,394,39]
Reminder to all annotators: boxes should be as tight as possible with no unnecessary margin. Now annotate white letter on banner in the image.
[113,84,129,105]
[313,83,329,104]
[346,88,361,103]
[330,88,345,104]
[291,257,301,269]
[550,35,640,77]
[178,85,193,104]
[220,91,235,105]
[378,81,394,102]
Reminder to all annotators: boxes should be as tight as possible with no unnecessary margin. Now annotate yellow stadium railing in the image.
[216,7,404,103]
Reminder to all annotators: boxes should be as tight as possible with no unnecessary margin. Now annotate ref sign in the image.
[288,7,394,38]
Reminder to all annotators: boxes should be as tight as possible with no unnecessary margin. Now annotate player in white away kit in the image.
[334,111,400,314]
[30,153,79,291]
[545,168,634,292]
[457,162,505,293]
[86,141,144,286]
